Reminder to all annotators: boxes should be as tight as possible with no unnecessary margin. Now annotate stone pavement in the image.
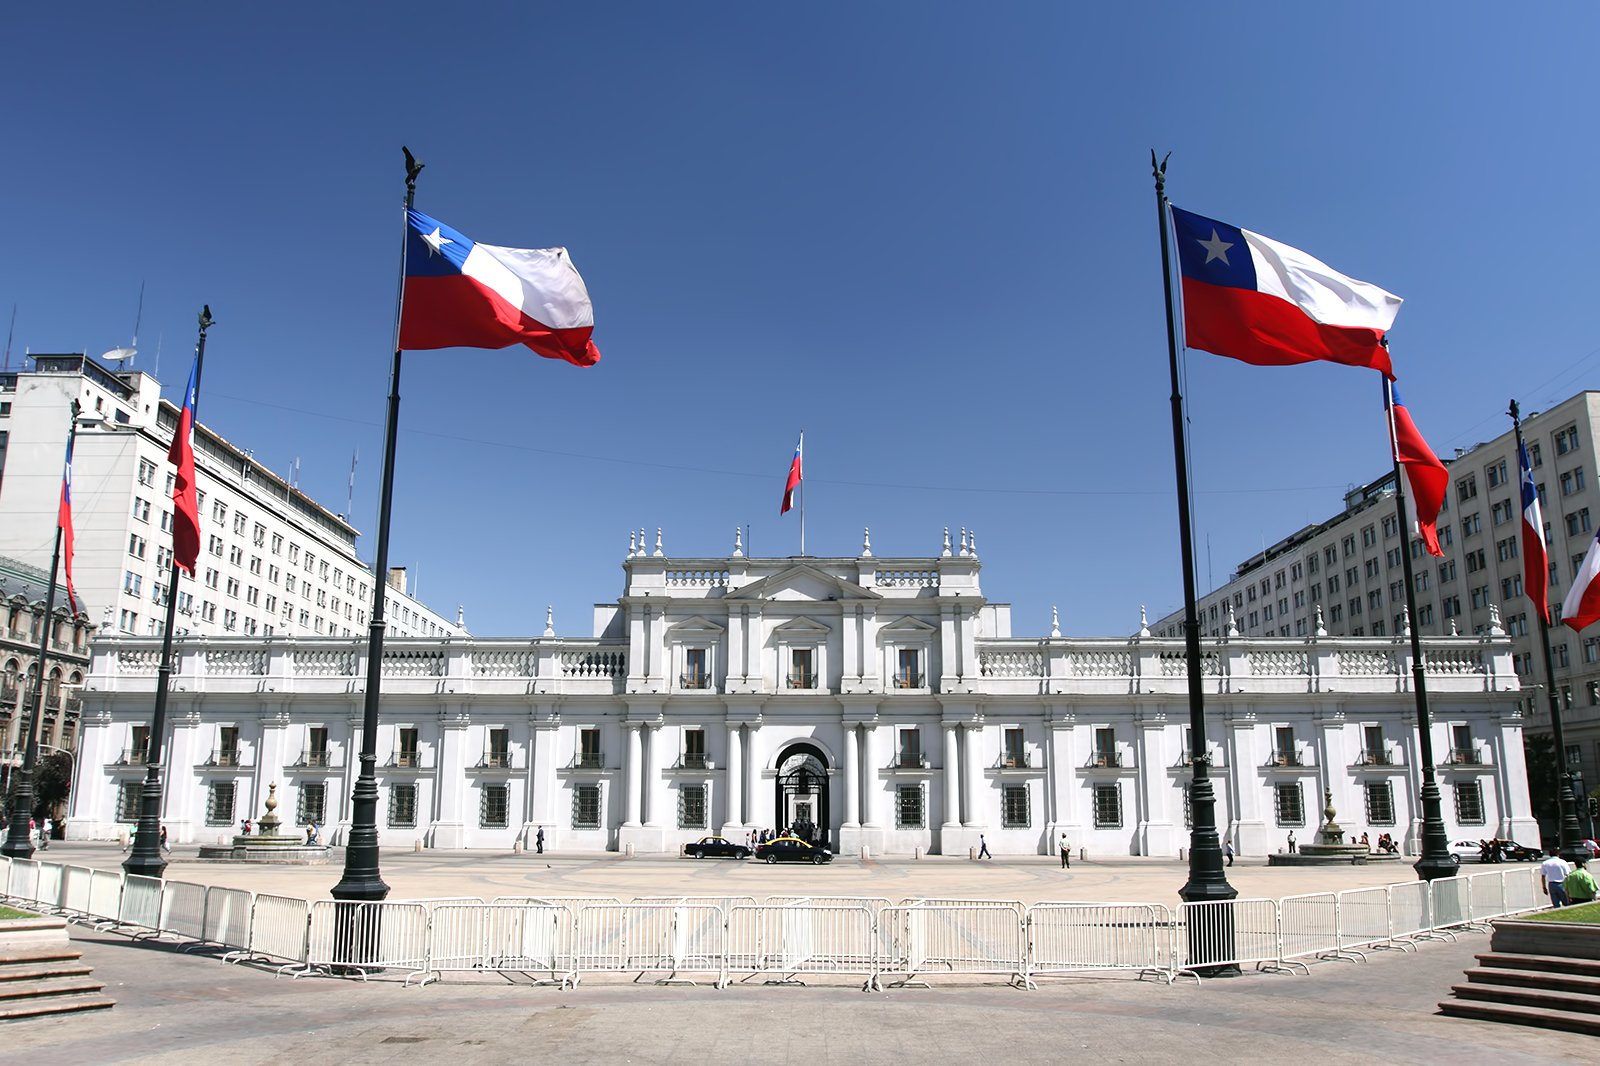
[3,844,1588,1064]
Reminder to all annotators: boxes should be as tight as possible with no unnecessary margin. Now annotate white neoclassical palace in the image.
[67,533,1539,856]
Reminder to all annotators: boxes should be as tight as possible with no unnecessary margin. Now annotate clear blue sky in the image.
[5,5,1596,637]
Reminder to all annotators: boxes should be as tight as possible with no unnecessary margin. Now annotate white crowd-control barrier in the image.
[1027,902,1178,983]
[1466,869,1508,923]
[726,903,879,990]
[204,886,255,956]
[1334,884,1394,953]
[1505,865,1543,912]
[1277,893,1345,963]
[572,903,726,985]
[1429,876,1472,932]
[1387,880,1440,942]
[159,880,209,943]
[86,869,124,924]
[60,865,95,919]
[247,893,312,971]
[880,903,1029,988]
[6,858,40,907]
[426,902,575,987]
[306,901,431,980]
[119,874,163,933]
[1175,898,1285,975]
[33,862,65,914]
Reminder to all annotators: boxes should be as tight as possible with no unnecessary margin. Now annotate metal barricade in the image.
[119,874,163,933]
[306,901,431,980]
[1466,869,1508,923]
[6,858,40,907]
[1335,885,1396,952]
[879,903,1030,988]
[1278,893,1349,964]
[247,893,312,973]
[1504,865,1544,914]
[159,880,209,943]
[1174,899,1287,975]
[571,903,725,985]
[1429,875,1472,931]
[764,895,892,919]
[1026,902,1178,983]
[426,902,575,987]
[59,865,95,919]
[87,869,124,924]
[1387,880,1443,942]
[632,895,756,918]
[204,886,255,957]
[33,862,65,914]
[726,904,878,990]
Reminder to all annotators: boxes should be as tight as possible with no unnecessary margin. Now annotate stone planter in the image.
[1490,917,1600,961]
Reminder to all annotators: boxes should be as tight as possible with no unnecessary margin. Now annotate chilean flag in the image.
[399,209,599,367]
[168,357,200,575]
[1171,206,1402,378]
[1519,440,1550,624]
[57,430,79,616]
[780,432,803,515]
[1386,385,1447,557]
[1565,530,1600,633]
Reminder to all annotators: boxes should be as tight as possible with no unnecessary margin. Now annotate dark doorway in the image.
[774,743,830,847]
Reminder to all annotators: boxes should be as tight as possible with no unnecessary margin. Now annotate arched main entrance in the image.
[774,743,829,846]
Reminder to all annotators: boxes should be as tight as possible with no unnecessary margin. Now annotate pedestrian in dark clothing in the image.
[978,834,992,859]
[535,827,545,854]
[1225,841,1234,867]
[1059,833,1071,869]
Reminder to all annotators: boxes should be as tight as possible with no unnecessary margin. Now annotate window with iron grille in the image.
[678,784,708,829]
[297,782,326,825]
[480,783,510,828]
[1274,782,1305,827]
[896,784,924,829]
[1453,780,1485,825]
[388,783,417,827]
[1093,784,1122,829]
[1001,785,1029,828]
[117,780,143,821]
[205,782,236,826]
[573,784,602,828]
[1363,780,1395,826]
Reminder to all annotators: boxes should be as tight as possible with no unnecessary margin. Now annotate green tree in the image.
[33,751,73,820]
[1523,733,1560,825]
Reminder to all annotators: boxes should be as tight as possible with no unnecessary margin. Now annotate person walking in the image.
[535,826,545,855]
[1225,840,1234,867]
[1566,857,1598,905]
[1059,833,1071,869]
[978,834,992,859]
[1541,846,1573,906]
[39,816,52,850]
[159,824,170,854]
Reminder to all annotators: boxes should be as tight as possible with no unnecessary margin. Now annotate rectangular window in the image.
[297,782,327,825]
[682,647,708,689]
[117,780,143,821]
[206,782,237,826]
[397,726,419,767]
[132,496,150,522]
[683,728,707,769]
[1092,784,1122,829]
[388,783,418,827]
[788,647,815,689]
[678,784,708,829]
[480,783,510,828]
[1453,780,1485,826]
[1003,726,1026,768]
[1457,475,1477,502]
[1001,784,1030,828]
[1364,781,1395,826]
[123,570,142,595]
[895,783,925,828]
[1274,782,1305,827]
[486,727,510,768]
[895,648,922,688]
[573,784,602,828]
[898,727,923,768]
[579,728,602,768]
[307,726,329,766]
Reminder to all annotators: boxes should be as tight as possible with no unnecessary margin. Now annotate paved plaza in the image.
[3,843,1591,1064]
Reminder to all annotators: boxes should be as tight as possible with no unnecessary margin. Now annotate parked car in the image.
[754,836,833,864]
[682,835,751,860]
[1447,840,1480,864]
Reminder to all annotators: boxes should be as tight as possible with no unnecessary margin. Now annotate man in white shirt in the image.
[1541,847,1573,907]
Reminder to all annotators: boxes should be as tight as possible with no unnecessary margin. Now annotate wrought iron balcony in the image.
[1355,748,1394,766]
[207,748,243,767]
[0,684,17,704]
[679,752,710,770]
[893,752,928,769]
[118,748,150,766]
[1265,750,1303,767]
[391,751,423,769]
[893,672,924,689]
[570,751,605,770]
[995,751,1031,769]
[679,673,711,690]
[293,750,334,768]
[786,672,817,690]
[1444,747,1483,766]
[479,751,512,769]
[1086,751,1123,769]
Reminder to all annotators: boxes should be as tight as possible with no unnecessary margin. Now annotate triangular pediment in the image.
[726,564,882,604]
[667,615,726,637]
[878,615,938,636]
[771,616,832,636]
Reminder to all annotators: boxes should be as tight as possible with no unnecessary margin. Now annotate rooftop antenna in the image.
[99,281,145,366]
[2,305,14,372]
[153,332,163,378]
[346,449,359,518]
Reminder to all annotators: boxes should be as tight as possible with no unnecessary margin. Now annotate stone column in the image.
[941,723,960,829]
[642,724,660,827]
[624,722,642,827]
[962,723,984,827]
[862,723,883,828]
[723,721,744,834]
[431,710,470,848]
[842,724,860,827]
[1226,714,1267,855]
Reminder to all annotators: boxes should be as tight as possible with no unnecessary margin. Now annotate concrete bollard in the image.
[914,846,925,860]
[969,846,978,861]
[860,845,870,860]
[624,842,635,858]
[414,839,423,853]
[1079,847,1086,861]
[513,840,523,855]
[1178,847,1186,860]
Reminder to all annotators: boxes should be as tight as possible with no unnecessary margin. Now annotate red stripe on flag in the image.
[1181,278,1395,377]
[401,275,600,366]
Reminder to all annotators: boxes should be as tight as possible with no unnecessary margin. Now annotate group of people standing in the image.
[1541,847,1599,907]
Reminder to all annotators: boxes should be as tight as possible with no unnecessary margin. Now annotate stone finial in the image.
[861,527,872,557]
[1314,604,1327,638]
[958,528,969,557]
[457,605,466,628]
[1050,606,1061,638]
[942,528,953,557]
[1138,605,1151,638]
[969,530,978,557]
[1401,605,1412,638]
[1488,603,1505,636]
[628,529,637,557]
[653,528,664,557]
[1449,618,1460,636]
[1224,601,1239,638]
[732,527,744,557]
[544,606,555,638]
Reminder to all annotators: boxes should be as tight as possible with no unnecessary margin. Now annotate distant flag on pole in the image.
[780,433,803,515]
[1385,384,1447,557]
[1518,440,1550,624]
[57,429,79,615]
[1170,206,1402,378]
[1564,530,1600,633]
[399,209,600,367]
[168,357,201,575]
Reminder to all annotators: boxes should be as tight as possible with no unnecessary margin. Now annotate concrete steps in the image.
[0,945,114,1021]
[1440,951,1600,1036]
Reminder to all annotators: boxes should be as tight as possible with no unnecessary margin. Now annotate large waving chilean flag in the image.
[399,209,600,367]
[1170,206,1401,378]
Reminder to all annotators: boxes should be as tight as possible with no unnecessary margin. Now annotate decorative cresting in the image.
[1424,648,1486,675]
[1338,648,1396,676]
[875,569,938,588]
[1069,649,1133,677]
[664,570,729,588]
[470,648,539,678]
[1158,652,1221,677]
[978,649,1044,678]
[205,647,268,676]
[116,648,162,673]
[293,648,357,676]
[560,648,626,678]
[382,648,445,677]
[1251,649,1309,677]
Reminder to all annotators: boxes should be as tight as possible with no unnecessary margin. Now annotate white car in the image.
[1448,840,1486,863]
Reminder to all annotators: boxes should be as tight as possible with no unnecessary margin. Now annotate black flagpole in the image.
[1510,399,1585,863]
[1,400,81,859]
[125,308,212,877]
[1382,373,1455,880]
[330,147,423,907]
[1152,154,1238,954]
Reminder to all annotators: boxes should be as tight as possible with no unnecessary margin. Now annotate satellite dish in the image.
[100,347,137,363]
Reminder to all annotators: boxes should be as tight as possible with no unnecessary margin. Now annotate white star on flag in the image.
[421,227,453,256]
[1198,228,1233,265]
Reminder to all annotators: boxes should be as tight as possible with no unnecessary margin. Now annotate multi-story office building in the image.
[69,533,1535,855]
[1156,390,1600,801]
[0,555,95,795]
[0,354,463,642]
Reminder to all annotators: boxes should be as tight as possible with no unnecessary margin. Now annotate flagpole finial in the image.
[1050,606,1061,638]
[402,146,424,192]
[941,528,952,558]
[732,527,744,558]
[861,528,872,558]
[1509,398,1521,422]
[198,305,213,331]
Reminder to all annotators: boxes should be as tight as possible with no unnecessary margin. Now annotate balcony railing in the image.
[1086,751,1123,769]
[893,673,924,689]
[119,748,150,765]
[571,751,605,770]
[786,672,817,690]
[679,673,711,690]
[679,752,710,770]
[996,751,1031,769]
[392,751,422,769]
[1444,747,1483,766]
[294,750,334,768]
[1265,750,1303,767]
[1355,748,1394,766]
[894,752,928,769]
[0,684,17,703]
[479,751,512,769]
[207,749,243,767]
